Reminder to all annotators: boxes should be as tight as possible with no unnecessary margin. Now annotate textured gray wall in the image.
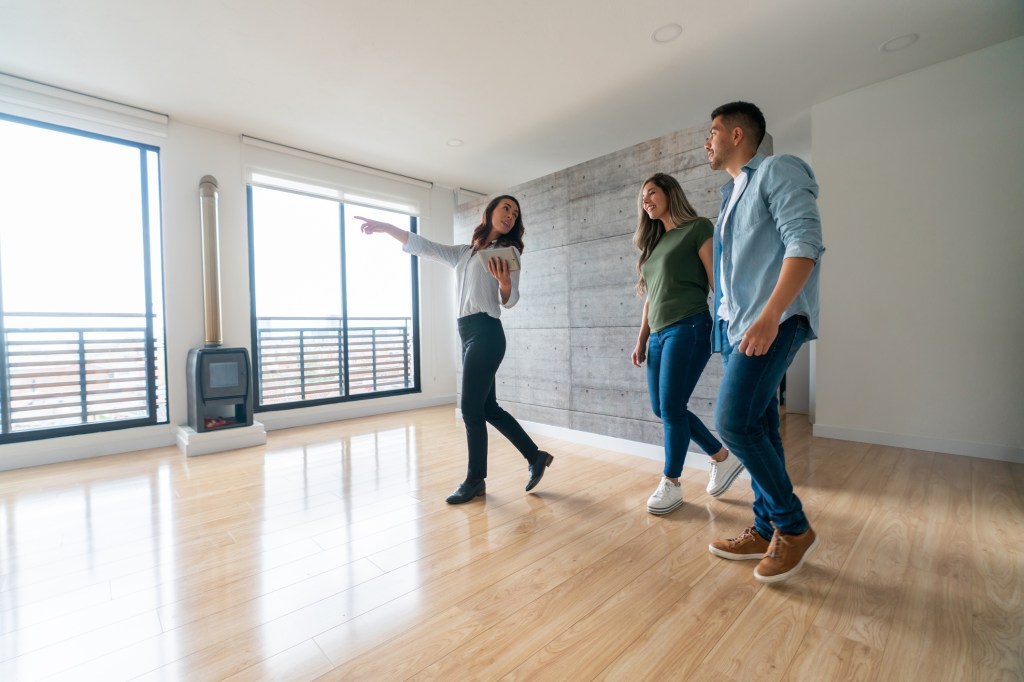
[454,124,772,450]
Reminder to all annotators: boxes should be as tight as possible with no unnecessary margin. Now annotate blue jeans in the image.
[647,311,723,478]
[715,315,810,539]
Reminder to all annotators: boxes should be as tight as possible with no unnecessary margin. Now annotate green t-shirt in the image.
[641,217,714,332]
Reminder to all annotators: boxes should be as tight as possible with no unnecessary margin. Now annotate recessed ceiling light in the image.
[880,33,919,52]
[446,138,464,147]
[652,23,683,44]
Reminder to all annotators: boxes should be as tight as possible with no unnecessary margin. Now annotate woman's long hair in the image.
[471,195,525,253]
[633,173,701,296]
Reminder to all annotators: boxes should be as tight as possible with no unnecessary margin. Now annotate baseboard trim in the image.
[812,423,1023,464]
[259,394,457,432]
[0,426,176,472]
[517,419,729,473]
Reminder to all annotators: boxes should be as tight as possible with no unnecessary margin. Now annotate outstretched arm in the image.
[356,216,409,244]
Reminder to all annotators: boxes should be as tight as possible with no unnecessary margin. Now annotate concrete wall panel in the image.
[506,245,570,330]
[451,124,772,450]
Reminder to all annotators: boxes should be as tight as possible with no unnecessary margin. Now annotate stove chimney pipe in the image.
[198,175,223,347]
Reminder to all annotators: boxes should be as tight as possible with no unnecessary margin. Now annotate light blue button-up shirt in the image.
[712,153,825,351]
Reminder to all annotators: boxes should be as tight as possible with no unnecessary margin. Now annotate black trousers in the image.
[457,313,539,480]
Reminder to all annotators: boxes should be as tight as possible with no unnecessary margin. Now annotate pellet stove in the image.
[185,176,253,433]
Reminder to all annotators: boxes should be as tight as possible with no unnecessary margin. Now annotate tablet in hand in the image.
[477,246,521,272]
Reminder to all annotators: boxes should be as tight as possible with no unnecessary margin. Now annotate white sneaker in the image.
[647,477,683,515]
[706,453,744,497]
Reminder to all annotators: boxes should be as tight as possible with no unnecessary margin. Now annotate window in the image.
[0,114,167,442]
[248,184,419,409]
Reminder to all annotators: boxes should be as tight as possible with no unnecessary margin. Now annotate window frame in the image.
[0,112,168,444]
[246,183,422,412]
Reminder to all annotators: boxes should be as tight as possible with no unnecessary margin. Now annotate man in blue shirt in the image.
[705,101,825,584]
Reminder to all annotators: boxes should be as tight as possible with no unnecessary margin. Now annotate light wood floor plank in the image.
[592,559,760,682]
[683,436,885,681]
[140,464,652,678]
[970,457,1024,681]
[320,477,661,680]
[800,445,918,653]
[221,640,334,682]
[406,522,682,682]
[875,452,978,681]
[0,405,1019,681]
[311,469,655,668]
[782,625,880,682]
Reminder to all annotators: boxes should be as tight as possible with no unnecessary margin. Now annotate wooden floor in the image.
[0,406,1021,681]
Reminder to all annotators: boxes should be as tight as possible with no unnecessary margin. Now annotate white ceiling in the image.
[2,0,1022,193]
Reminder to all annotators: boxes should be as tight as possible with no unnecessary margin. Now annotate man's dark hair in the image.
[711,101,766,150]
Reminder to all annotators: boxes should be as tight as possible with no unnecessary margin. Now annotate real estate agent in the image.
[357,195,553,504]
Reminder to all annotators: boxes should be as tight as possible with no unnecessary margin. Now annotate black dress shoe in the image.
[525,451,554,492]
[446,480,486,504]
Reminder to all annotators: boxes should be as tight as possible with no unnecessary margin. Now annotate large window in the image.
[0,115,166,442]
[248,183,419,409]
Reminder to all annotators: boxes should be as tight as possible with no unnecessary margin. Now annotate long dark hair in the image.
[633,173,700,296]
[471,195,525,253]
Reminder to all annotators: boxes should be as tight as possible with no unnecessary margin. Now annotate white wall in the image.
[770,109,814,416]
[812,36,1024,462]
[0,118,458,471]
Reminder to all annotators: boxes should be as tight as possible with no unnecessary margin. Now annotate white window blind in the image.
[0,74,168,142]
[240,135,432,217]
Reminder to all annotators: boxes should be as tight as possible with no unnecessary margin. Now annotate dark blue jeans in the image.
[647,310,723,478]
[715,315,810,539]
[458,313,539,481]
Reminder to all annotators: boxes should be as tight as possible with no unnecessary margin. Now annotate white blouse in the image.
[404,232,521,319]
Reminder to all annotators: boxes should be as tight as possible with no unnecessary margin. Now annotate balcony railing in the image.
[0,312,413,434]
[255,316,414,406]
[0,312,164,436]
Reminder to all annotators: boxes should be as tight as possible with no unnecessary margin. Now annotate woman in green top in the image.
[631,173,744,514]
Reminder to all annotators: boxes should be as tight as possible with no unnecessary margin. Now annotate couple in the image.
[360,100,825,585]
[633,101,825,584]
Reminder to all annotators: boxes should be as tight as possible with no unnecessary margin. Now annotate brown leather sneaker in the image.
[708,526,771,560]
[754,526,818,583]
